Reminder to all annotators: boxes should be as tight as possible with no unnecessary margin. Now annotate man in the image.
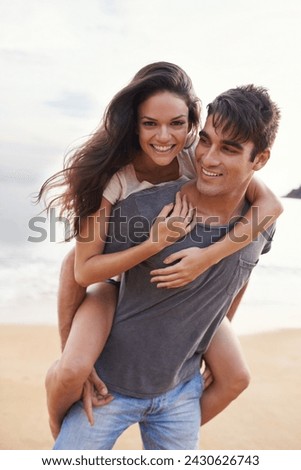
[53,84,280,450]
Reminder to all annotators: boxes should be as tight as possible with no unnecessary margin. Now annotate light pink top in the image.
[103,147,196,205]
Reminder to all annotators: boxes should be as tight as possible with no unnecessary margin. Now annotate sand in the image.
[0,325,300,450]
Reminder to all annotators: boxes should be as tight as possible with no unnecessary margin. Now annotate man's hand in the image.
[82,369,114,425]
[150,246,214,288]
[201,361,214,390]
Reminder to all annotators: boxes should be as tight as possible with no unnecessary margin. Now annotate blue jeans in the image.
[53,373,203,450]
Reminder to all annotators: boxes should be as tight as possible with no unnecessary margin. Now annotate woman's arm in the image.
[150,177,283,288]
[75,192,195,287]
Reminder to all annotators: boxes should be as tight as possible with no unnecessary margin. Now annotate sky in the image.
[1,0,301,246]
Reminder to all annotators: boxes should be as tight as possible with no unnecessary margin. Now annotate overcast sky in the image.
[1,0,300,245]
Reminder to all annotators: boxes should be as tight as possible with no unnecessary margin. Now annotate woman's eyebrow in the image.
[140,114,187,120]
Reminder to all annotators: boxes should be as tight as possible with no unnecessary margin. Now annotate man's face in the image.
[195,115,259,197]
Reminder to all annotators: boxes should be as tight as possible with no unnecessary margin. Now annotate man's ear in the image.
[253,149,270,171]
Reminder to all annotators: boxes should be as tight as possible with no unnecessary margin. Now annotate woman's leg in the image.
[57,247,87,350]
[46,282,118,438]
[200,317,251,425]
[46,248,119,438]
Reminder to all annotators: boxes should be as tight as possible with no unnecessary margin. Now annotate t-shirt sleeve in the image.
[102,172,123,205]
[261,223,276,254]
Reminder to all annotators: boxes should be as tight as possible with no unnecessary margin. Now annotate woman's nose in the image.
[156,125,171,142]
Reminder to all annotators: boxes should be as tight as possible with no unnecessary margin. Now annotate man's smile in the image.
[201,166,223,177]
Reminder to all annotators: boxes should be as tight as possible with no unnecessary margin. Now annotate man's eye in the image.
[223,146,238,154]
[198,135,210,145]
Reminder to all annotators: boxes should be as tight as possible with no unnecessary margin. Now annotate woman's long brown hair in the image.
[37,62,200,240]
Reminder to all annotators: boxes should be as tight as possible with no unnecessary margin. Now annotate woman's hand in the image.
[150,246,215,288]
[149,192,196,250]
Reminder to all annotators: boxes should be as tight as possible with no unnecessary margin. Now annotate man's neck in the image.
[182,181,248,226]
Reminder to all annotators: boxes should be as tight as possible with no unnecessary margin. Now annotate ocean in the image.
[1,198,300,336]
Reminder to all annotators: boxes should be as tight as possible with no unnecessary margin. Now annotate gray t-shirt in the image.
[96,179,274,398]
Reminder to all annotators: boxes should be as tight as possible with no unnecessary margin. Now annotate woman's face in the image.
[137,91,190,168]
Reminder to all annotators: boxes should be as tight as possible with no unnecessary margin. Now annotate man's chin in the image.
[197,180,222,197]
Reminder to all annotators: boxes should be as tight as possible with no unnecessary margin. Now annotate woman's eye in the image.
[171,120,185,126]
[142,121,156,127]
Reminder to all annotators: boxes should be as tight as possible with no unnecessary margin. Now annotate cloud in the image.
[0,0,300,240]
[45,91,97,117]
[0,168,36,186]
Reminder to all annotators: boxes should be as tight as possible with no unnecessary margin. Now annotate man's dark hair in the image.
[207,84,281,160]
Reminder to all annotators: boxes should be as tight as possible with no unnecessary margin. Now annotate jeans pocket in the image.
[184,373,204,400]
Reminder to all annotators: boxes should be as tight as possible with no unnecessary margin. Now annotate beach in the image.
[0,199,300,450]
[1,0,301,459]
[1,324,300,450]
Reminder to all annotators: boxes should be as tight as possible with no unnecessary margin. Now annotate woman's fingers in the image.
[150,193,196,248]
[157,202,174,219]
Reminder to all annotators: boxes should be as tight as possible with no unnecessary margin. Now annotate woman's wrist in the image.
[202,243,224,267]
[143,236,165,255]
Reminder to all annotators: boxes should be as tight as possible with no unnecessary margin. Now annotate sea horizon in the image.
[1,197,300,336]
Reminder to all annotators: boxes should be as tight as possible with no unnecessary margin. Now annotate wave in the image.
[0,198,300,333]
